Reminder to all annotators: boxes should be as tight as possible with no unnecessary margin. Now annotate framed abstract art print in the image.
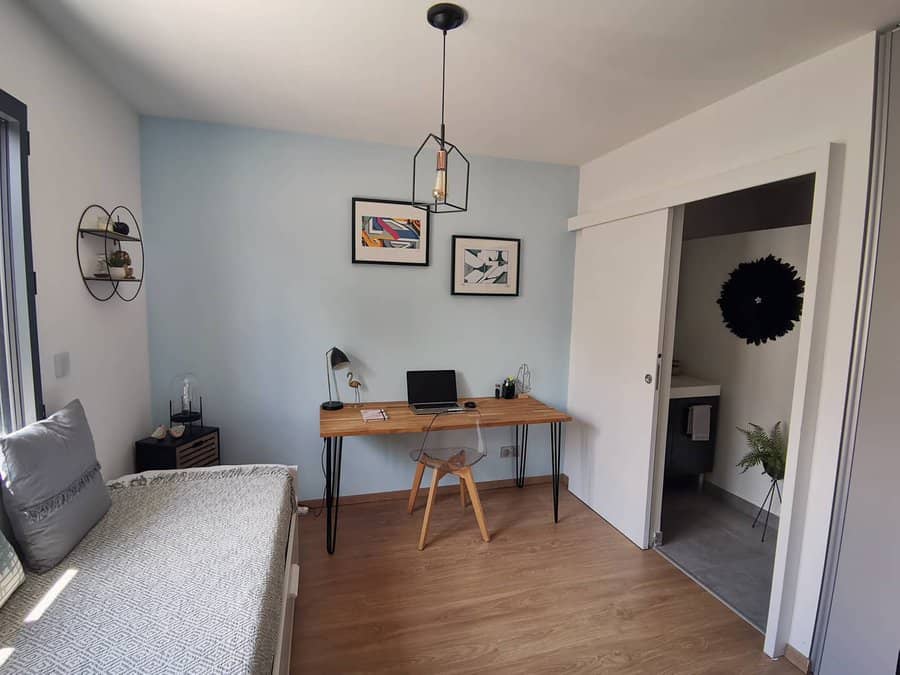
[351,198,430,266]
[451,235,521,296]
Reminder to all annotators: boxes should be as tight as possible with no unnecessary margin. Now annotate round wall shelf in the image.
[76,204,145,302]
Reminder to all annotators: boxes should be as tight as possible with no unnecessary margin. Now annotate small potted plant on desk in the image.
[107,250,131,280]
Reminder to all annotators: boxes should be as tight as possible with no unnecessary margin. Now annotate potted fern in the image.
[737,421,786,480]
[738,421,787,541]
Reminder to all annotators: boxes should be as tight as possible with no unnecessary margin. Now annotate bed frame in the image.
[272,467,301,675]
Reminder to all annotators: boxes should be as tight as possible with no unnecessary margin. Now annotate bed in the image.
[0,464,300,674]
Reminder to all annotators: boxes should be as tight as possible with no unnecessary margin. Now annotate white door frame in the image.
[569,143,834,658]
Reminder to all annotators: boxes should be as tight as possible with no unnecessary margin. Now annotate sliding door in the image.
[815,28,900,674]
[565,208,674,548]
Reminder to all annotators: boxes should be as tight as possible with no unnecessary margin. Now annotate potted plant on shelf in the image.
[737,421,787,541]
[107,250,131,280]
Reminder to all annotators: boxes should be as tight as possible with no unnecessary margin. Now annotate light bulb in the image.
[432,148,448,202]
[433,170,446,202]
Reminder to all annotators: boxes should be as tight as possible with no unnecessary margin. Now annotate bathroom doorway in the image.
[655,175,814,632]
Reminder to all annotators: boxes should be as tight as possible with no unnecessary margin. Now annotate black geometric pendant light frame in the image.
[412,134,470,214]
[412,3,470,214]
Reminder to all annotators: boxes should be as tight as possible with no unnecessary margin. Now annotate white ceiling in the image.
[30,0,899,165]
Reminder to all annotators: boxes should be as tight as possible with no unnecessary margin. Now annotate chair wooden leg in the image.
[418,468,443,551]
[407,460,426,515]
[460,467,490,543]
[460,480,467,508]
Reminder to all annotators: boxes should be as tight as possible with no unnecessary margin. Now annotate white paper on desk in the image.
[361,408,388,422]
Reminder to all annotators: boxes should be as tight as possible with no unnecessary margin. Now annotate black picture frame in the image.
[351,197,431,266]
[451,235,521,296]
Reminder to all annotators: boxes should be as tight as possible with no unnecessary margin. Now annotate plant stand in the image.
[752,476,782,542]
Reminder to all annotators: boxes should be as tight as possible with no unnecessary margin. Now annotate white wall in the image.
[0,0,150,478]
[577,33,876,656]
[675,225,811,515]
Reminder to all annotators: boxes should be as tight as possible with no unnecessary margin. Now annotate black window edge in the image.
[0,88,45,421]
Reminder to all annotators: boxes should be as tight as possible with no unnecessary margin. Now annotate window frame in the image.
[0,88,44,427]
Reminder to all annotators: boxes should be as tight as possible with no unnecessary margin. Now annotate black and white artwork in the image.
[717,254,804,345]
[451,236,521,296]
[464,248,509,284]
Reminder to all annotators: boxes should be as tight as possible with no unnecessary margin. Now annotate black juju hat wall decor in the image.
[717,254,805,346]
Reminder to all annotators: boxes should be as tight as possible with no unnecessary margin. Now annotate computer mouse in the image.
[464,401,477,408]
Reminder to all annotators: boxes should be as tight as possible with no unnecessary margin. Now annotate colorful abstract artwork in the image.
[352,198,430,266]
[360,216,421,249]
[452,236,521,296]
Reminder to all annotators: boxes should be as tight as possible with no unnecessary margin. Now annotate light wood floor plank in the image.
[292,484,796,674]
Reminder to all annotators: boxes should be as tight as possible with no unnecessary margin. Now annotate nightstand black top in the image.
[135,425,219,449]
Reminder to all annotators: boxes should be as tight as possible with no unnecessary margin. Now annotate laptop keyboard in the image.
[412,404,464,414]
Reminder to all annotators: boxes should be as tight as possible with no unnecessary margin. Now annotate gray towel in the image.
[687,404,712,441]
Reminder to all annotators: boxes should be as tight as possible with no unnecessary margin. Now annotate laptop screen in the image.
[407,370,458,405]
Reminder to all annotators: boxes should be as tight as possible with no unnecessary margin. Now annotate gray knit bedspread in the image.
[0,464,295,674]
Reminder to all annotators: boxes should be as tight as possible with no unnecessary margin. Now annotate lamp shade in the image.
[329,347,350,369]
[322,347,351,411]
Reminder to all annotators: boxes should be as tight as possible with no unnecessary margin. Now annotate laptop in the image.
[407,370,464,415]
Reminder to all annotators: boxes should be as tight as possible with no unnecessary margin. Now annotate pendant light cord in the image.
[440,30,447,145]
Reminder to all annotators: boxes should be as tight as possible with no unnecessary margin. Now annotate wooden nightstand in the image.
[135,425,220,472]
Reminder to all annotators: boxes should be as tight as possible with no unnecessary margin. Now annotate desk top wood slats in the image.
[319,396,570,438]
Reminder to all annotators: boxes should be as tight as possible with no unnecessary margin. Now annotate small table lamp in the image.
[322,347,351,411]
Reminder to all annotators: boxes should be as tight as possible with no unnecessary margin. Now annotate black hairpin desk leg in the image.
[550,422,562,523]
[515,424,529,488]
[325,436,343,554]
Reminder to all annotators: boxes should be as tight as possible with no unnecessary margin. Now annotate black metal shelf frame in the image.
[78,228,141,243]
[76,204,145,302]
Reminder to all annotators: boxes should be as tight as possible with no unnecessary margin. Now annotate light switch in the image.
[53,352,70,378]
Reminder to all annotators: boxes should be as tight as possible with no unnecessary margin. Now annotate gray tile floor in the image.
[658,487,777,631]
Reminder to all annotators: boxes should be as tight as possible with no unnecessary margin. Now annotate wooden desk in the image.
[319,396,571,554]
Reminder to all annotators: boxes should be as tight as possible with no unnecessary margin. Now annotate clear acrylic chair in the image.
[406,410,490,550]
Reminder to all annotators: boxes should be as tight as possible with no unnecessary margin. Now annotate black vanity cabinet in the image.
[664,395,719,478]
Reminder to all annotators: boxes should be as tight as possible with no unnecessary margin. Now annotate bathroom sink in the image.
[670,375,721,399]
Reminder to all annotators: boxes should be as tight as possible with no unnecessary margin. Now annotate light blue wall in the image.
[140,117,577,499]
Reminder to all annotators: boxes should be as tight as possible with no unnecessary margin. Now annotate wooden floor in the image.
[292,484,797,674]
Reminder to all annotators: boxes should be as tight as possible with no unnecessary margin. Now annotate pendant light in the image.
[412,3,470,214]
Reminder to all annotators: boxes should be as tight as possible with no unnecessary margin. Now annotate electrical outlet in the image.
[500,446,518,458]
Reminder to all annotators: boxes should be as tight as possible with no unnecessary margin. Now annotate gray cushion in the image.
[0,490,13,545]
[0,399,111,572]
[0,530,24,607]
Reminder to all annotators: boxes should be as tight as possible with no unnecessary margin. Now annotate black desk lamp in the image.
[322,347,350,411]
